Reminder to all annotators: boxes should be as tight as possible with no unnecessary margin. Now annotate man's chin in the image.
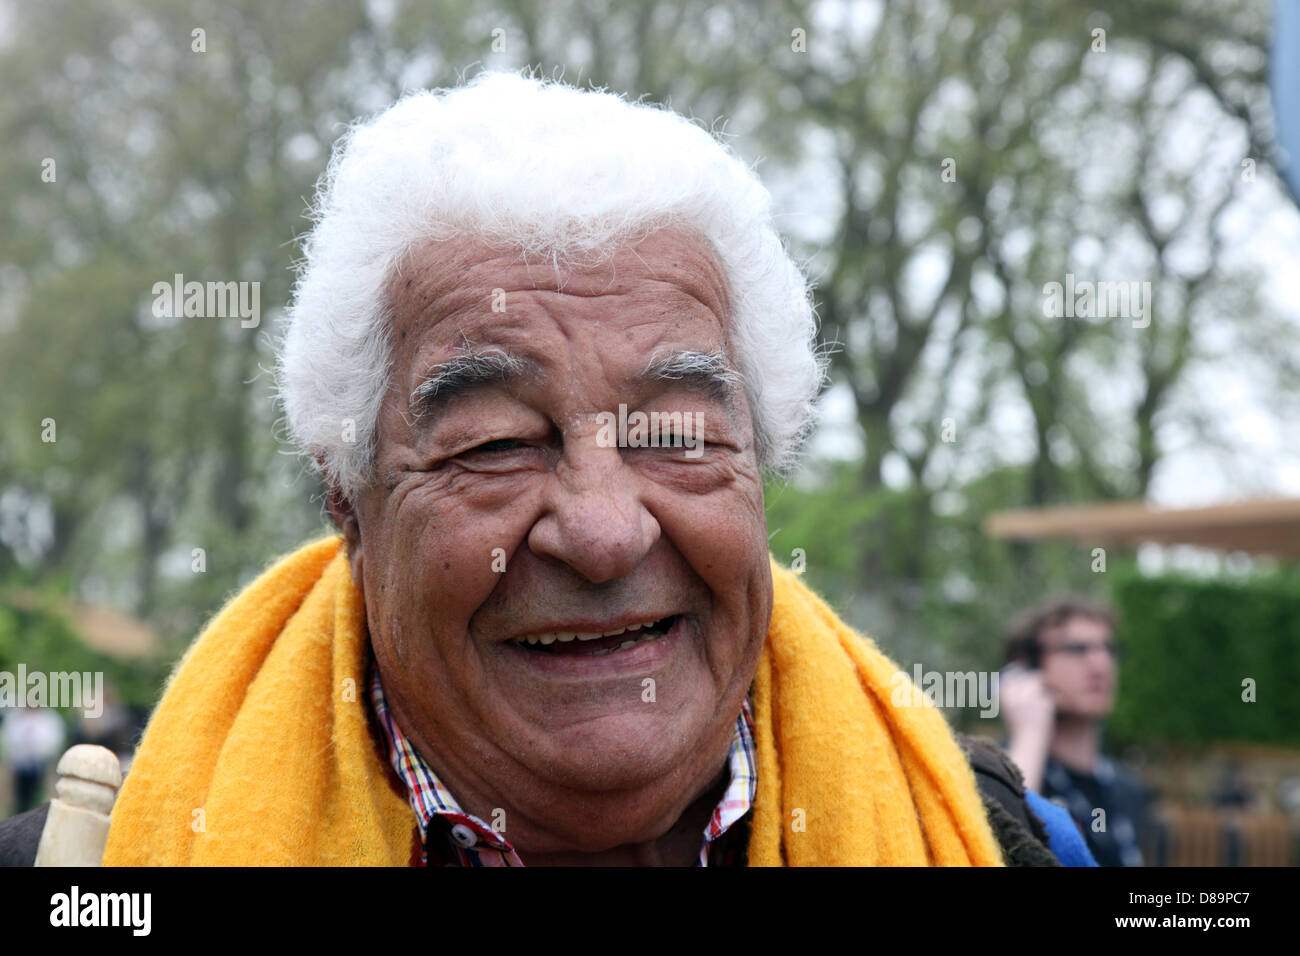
[518,711,698,792]
[1058,701,1113,722]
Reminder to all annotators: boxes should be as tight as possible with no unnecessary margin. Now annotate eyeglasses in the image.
[1041,641,1122,660]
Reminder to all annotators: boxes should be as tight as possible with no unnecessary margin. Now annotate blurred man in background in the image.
[0,704,65,815]
[1000,596,1150,866]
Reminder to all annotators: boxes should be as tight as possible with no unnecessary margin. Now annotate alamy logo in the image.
[595,404,704,458]
[151,273,260,328]
[890,664,1000,718]
[0,665,103,718]
[50,886,151,936]
[1042,274,1151,328]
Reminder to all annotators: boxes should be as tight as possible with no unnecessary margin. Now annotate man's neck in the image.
[1050,715,1102,774]
[515,765,729,866]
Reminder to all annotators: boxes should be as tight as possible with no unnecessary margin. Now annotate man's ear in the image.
[318,458,364,584]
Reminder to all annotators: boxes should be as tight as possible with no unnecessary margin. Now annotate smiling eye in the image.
[465,438,527,454]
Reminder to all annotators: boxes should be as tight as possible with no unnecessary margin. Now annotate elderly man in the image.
[1,72,1059,867]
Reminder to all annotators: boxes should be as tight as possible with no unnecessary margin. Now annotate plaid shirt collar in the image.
[369,662,756,867]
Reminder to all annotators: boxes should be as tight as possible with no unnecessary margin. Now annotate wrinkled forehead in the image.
[383,227,733,347]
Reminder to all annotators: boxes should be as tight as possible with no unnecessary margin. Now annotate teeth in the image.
[590,630,660,656]
[514,618,672,650]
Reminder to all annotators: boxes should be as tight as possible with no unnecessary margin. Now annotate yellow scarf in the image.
[104,536,1002,866]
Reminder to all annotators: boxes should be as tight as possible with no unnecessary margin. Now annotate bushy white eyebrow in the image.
[410,347,537,417]
[639,349,742,406]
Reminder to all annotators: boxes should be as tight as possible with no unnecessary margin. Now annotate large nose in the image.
[526,437,661,583]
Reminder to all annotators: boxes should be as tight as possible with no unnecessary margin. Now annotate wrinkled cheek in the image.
[363,514,443,672]
[367,566,416,671]
[688,512,769,675]
[711,578,770,692]
[388,516,503,675]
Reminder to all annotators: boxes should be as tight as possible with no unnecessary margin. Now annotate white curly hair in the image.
[277,70,825,499]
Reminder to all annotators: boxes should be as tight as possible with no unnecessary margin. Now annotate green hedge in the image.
[1109,571,1300,747]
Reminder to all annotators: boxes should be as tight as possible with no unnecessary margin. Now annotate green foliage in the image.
[1109,571,1300,747]
[765,464,1118,646]
[0,588,168,715]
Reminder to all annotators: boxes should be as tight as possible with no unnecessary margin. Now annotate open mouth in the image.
[508,615,679,656]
